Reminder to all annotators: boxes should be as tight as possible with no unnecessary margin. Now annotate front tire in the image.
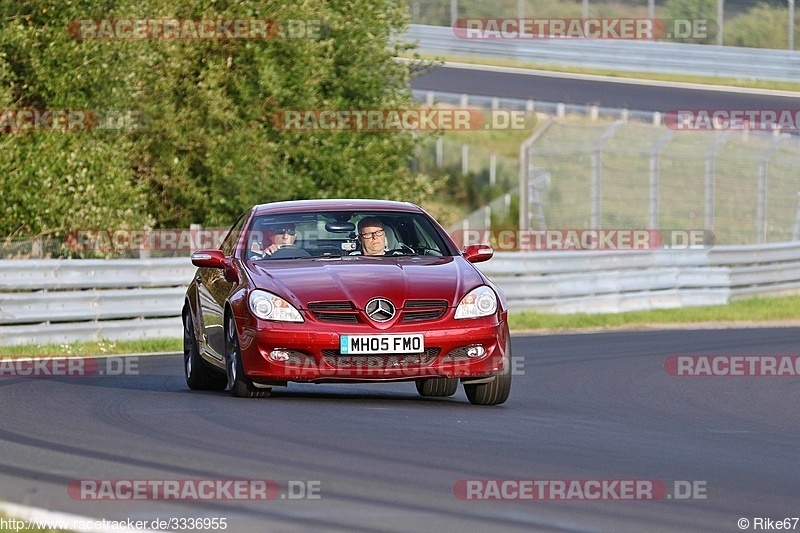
[225,313,270,398]
[415,378,458,397]
[183,309,226,391]
[464,338,512,406]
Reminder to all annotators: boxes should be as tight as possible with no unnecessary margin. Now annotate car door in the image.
[199,211,248,362]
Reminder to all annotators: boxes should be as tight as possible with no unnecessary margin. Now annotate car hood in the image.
[246,256,485,309]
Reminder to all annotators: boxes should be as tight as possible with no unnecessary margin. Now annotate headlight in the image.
[454,286,498,319]
[249,290,304,322]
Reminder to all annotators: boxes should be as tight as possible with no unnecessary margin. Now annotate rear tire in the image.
[225,313,270,398]
[464,338,512,406]
[415,378,458,397]
[183,309,226,391]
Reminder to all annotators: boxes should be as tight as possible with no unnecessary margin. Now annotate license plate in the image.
[339,334,424,355]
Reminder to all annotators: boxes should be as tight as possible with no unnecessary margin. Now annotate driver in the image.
[357,217,387,256]
[258,223,297,256]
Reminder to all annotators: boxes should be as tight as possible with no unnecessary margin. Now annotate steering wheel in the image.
[264,245,310,259]
[386,243,417,256]
[413,246,443,256]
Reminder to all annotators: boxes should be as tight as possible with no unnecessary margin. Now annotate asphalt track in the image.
[1,327,799,532]
[410,65,800,111]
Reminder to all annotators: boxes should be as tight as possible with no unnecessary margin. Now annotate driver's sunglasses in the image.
[360,229,385,240]
[275,228,297,236]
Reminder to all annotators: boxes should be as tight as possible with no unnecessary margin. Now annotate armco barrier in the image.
[0,258,193,346]
[2,243,800,345]
[405,24,800,83]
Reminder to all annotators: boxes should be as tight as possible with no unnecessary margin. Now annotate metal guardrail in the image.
[2,243,800,344]
[0,258,194,346]
[411,89,660,124]
[477,241,800,313]
[406,24,800,82]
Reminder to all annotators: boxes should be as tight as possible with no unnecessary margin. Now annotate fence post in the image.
[756,138,783,244]
[189,224,202,253]
[591,151,602,229]
[139,230,151,259]
[435,136,443,168]
[705,155,715,233]
[489,152,496,186]
[757,161,768,244]
[652,112,662,126]
[461,144,469,175]
[519,118,555,232]
[649,151,659,229]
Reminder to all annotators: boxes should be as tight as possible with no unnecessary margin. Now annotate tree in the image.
[0,0,433,241]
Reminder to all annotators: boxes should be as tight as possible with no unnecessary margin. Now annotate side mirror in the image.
[462,244,493,263]
[191,249,228,268]
[191,249,239,283]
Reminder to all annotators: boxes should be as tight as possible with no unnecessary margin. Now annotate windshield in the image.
[241,210,454,260]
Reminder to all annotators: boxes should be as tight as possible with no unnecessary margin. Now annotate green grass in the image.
[0,338,181,359]
[509,295,800,331]
[405,52,800,93]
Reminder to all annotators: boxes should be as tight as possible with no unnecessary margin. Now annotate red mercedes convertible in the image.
[183,199,511,405]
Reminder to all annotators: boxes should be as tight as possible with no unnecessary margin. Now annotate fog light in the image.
[269,349,290,362]
[466,345,486,358]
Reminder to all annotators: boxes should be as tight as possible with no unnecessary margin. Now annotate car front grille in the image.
[308,299,449,324]
[321,348,441,368]
[307,301,359,323]
[402,299,448,323]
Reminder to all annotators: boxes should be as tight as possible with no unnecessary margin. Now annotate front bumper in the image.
[236,319,508,384]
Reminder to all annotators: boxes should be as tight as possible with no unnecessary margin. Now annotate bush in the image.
[663,0,718,44]
[725,3,795,50]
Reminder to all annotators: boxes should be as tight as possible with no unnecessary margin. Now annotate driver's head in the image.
[269,223,297,247]
[357,217,386,256]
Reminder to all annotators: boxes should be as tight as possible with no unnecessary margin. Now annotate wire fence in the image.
[526,120,800,245]
[410,89,800,246]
